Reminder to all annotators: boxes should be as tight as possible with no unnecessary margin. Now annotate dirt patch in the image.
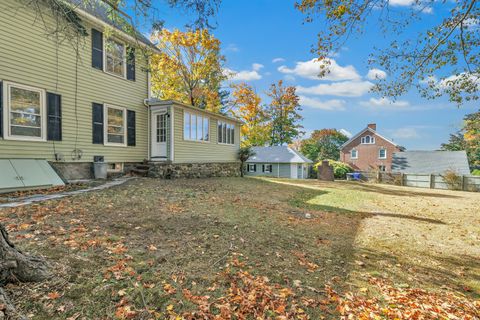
[0,177,478,319]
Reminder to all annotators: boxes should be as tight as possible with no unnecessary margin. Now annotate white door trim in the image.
[151,108,168,161]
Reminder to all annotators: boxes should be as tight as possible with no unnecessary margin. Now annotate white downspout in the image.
[277,162,280,178]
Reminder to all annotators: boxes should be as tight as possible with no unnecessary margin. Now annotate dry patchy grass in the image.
[0,177,479,319]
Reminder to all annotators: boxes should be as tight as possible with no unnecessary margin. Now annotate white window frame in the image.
[183,110,210,143]
[351,149,358,159]
[379,148,387,159]
[104,104,127,147]
[247,164,256,173]
[103,36,127,79]
[361,135,375,144]
[218,120,235,145]
[2,81,47,142]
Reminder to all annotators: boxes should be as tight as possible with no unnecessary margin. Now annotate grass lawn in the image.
[1,177,479,319]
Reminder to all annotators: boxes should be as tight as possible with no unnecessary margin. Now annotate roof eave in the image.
[73,6,162,54]
[148,99,244,124]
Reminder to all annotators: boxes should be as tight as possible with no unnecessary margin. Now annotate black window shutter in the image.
[262,164,265,172]
[126,47,136,81]
[47,93,62,141]
[92,28,103,70]
[92,103,104,144]
[0,81,3,138]
[127,110,136,146]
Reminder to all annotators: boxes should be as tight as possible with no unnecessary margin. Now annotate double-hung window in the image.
[379,148,387,159]
[105,105,127,146]
[218,121,235,145]
[351,149,358,159]
[105,38,126,77]
[184,111,209,142]
[248,164,256,172]
[3,82,46,141]
[263,164,273,173]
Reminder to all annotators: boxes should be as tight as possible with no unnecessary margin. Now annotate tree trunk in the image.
[0,224,51,319]
[240,161,244,177]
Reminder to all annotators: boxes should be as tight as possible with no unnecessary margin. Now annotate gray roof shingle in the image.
[68,0,154,46]
[392,151,471,175]
[246,146,313,164]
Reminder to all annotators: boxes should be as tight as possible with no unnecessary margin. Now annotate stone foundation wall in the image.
[148,162,241,179]
[50,162,93,180]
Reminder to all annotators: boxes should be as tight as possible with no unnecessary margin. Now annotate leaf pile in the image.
[327,277,480,319]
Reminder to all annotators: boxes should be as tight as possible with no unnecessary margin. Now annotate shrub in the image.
[472,169,480,176]
[314,160,353,179]
[442,170,463,190]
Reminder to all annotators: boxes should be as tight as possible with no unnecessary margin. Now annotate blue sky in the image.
[145,0,478,150]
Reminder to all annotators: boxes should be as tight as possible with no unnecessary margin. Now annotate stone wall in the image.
[148,162,241,179]
[50,162,93,180]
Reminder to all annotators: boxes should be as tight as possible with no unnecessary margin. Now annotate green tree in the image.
[300,129,349,161]
[266,80,303,146]
[464,110,480,167]
[442,109,480,167]
[295,0,480,105]
[441,132,467,151]
[238,146,256,177]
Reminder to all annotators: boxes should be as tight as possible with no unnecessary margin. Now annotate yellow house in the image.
[0,0,241,189]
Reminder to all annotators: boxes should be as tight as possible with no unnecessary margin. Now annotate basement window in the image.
[107,163,124,173]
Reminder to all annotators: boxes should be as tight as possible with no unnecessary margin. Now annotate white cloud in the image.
[389,0,415,6]
[272,58,285,63]
[297,80,373,97]
[252,63,264,71]
[339,129,352,138]
[464,18,479,29]
[283,75,296,82]
[390,127,420,139]
[224,64,263,81]
[438,72,480,89]
[366,68,387,80]
[360,97,410,108]
[299,95,346,111]
[278,58,361,81]
[225,43,239,52]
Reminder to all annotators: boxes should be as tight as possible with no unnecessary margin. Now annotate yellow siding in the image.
[173,106,240,163]
[0,0,149,163]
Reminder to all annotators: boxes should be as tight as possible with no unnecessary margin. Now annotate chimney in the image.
[367,123,377,131]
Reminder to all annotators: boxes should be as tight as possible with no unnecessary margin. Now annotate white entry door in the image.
[151,110,168,160]
[290,163,298,179]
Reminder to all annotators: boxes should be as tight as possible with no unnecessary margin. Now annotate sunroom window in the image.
[218,121,235,145]
[184,111,209,142]
[105,105,126,146]
[4,82,45,141]
[105,38,125,77]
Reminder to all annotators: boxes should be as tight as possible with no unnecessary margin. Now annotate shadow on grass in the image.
[288,188,446,225]
[342,182,462,199]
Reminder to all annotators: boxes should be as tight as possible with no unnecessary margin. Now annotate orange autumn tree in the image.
[150,29,227,113]
[266,80,303,146]
[230,83,270,147]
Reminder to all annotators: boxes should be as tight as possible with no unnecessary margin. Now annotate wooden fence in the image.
[359,171,480,192]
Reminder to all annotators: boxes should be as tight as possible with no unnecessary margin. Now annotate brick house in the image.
[340,124,404,172]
